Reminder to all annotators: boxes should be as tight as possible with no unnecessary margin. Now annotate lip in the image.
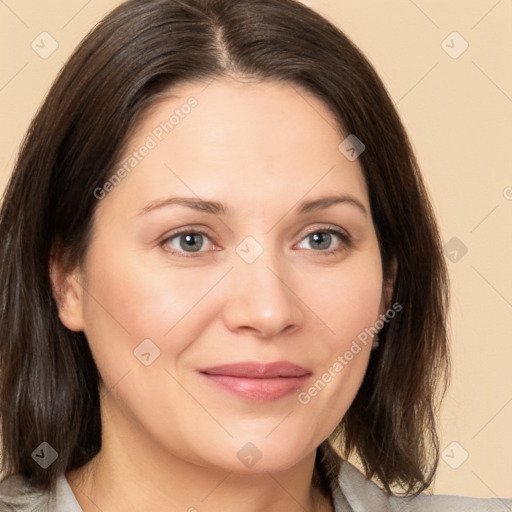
[198,361,312,401]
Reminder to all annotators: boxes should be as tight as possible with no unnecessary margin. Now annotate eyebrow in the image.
[138,194,368,217]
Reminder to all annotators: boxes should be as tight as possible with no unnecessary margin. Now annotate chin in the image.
[196,432,318,475]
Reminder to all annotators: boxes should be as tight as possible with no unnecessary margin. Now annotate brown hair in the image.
[0,0,449,497]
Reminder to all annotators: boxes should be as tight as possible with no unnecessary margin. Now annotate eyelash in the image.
[160,226,352,259]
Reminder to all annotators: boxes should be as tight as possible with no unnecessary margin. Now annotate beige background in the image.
[1,0,511,498]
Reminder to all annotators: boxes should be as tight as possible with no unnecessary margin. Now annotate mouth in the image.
[198,361,312,401]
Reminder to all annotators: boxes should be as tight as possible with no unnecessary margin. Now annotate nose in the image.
[221,250,305,339]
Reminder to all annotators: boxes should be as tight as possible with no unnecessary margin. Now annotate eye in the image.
[161,229,215,257]
[296,228,351,255]
[160,226,351,258]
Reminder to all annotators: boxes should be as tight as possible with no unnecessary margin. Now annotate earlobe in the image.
[49,244,85,332]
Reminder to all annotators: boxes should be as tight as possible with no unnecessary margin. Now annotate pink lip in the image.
[198,361,312,401]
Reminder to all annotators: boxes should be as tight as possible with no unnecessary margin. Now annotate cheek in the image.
[79,238,220,386]
[293,254,383,433]
[300,252,383,350]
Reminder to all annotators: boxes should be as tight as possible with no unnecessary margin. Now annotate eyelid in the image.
[299,224,351,241]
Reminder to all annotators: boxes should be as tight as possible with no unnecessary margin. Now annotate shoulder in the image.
[335,460,512,512]
[0,473,50,511]
[0,472,82,512]
[393,494,512,511]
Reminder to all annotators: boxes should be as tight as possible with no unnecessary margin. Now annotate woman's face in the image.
[62,78,387,474]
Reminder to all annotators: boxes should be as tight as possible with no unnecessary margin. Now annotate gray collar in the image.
[2,459,510,511]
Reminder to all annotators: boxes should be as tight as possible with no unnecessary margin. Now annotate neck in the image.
[66,394,333,512]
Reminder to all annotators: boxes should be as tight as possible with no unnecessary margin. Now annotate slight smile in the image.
[198,361,312,401]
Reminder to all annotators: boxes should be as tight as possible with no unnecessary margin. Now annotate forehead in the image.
[105,77,370,216]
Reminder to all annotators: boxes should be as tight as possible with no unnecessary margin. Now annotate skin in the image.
[54,77,392,512]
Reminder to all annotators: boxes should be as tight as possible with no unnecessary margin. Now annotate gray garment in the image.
[0,460,510,511]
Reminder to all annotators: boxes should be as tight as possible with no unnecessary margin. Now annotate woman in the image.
[0,0,509,510]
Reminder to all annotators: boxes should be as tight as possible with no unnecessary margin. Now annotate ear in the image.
[380,256,398,314]
[49,241,86,332]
